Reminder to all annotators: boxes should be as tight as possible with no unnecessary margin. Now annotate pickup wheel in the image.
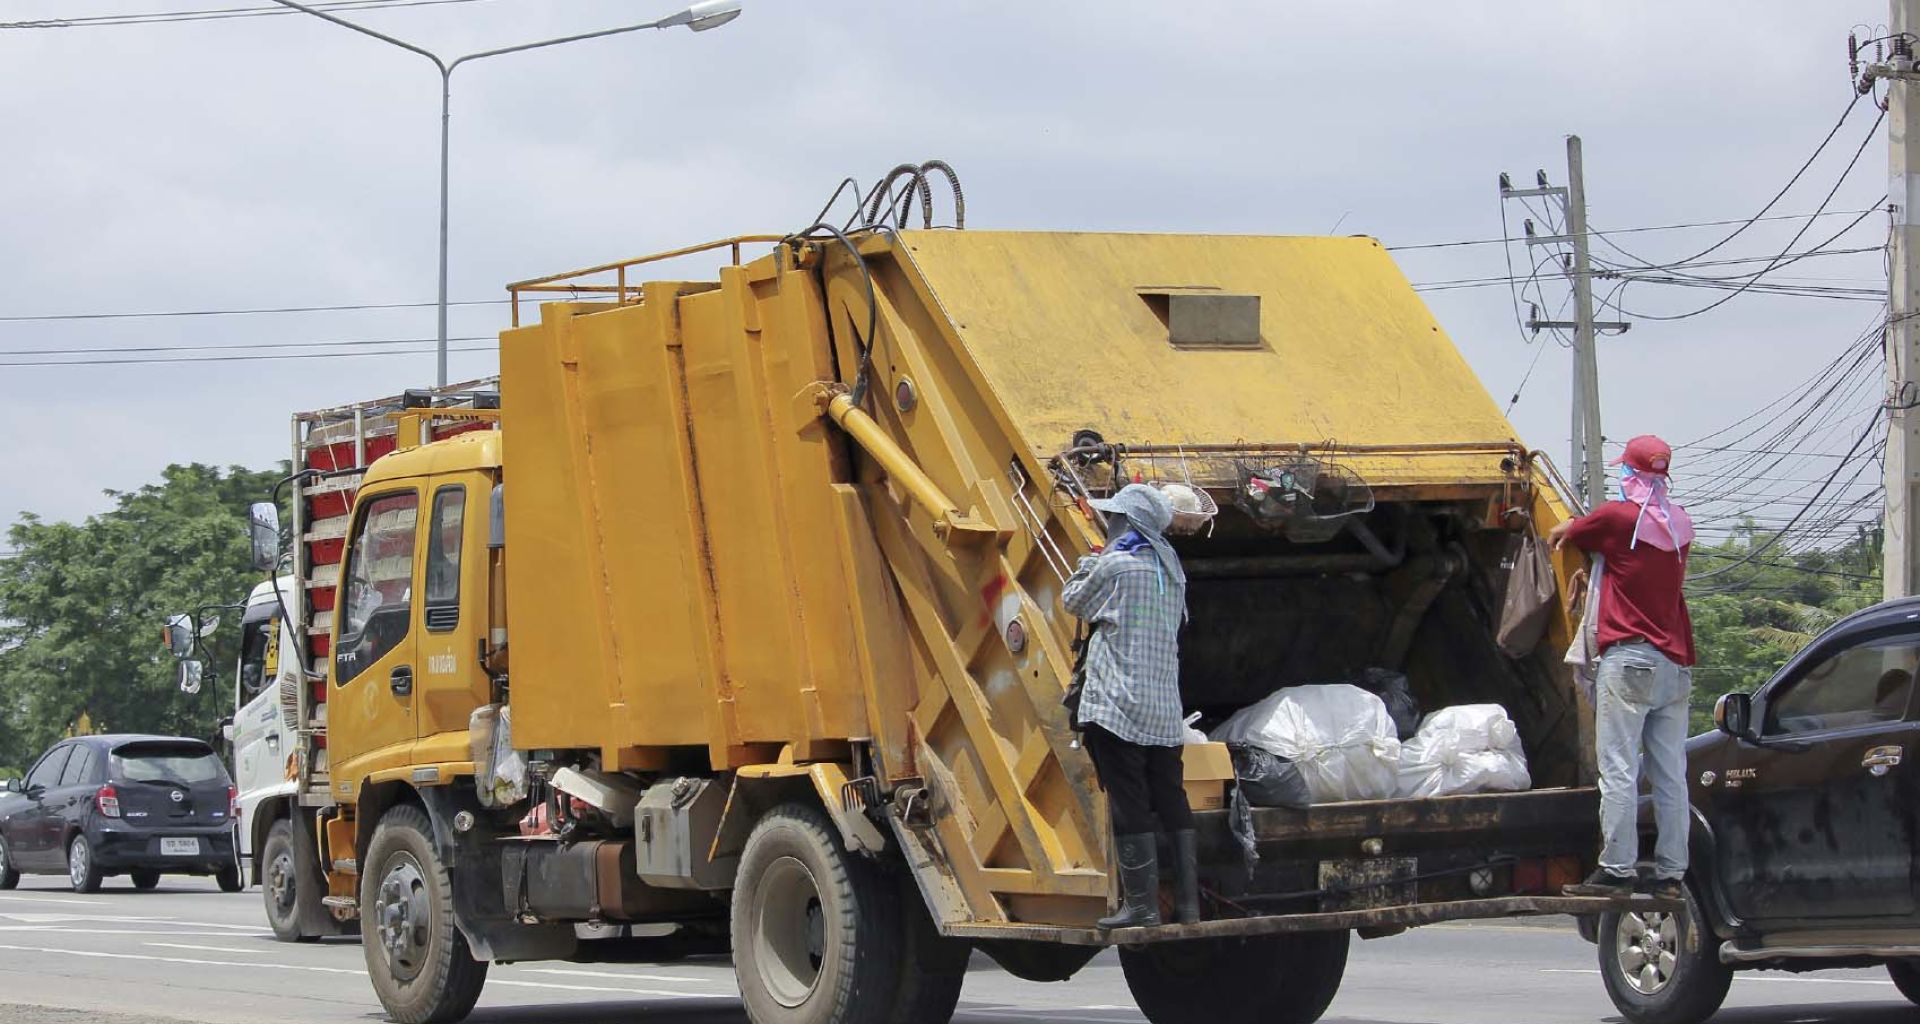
[731,803,904,1024]
[0,835,18,890]
[67,835,102,894]
[262,820,321,943]
[1120,932,1349,1024]
[1597,884,1731,1024]
[1887,959,1920,1004]
[361,804,489,1024]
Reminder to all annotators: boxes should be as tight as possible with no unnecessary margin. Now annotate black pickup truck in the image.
[1586,596,1920,1024]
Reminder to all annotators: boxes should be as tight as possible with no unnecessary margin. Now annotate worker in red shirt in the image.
[1548,435,1696,901]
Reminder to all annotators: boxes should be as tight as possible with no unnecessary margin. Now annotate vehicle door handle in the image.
[390,666,414,698]
[266,734,279,748]
[1864,745,1903,776]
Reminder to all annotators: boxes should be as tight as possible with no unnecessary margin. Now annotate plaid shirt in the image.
[1063,549,1186,746]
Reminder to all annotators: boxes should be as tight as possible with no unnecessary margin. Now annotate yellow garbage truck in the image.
[244,183,1630,1024]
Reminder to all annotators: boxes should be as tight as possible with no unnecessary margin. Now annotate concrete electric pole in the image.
[1500,136,1629,510]
[1865,3,1920,598]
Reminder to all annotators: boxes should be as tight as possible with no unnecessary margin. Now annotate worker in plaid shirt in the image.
[1065,483,1198,929]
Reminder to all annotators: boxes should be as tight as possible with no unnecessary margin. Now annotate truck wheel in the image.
[1887,960,1920,1005]
[361,804,489,1024]
[1121,932,1349,1024]
[1597,884,1731,1024]
[0,835,19,890]
[67,835,103,894]
[131,870,161,891]
[731,803,904,1024]
[883,870,969,1024]
[263,820,321,943]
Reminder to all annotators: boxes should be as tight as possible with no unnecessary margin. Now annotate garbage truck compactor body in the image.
[304,228,1629,1024]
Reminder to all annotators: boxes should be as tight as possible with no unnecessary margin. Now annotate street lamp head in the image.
[658,0,742,32]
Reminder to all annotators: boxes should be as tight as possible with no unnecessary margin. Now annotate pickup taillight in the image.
[96,785,120,818]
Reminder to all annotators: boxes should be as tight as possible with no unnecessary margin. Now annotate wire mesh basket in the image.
[1234,456,1375,542]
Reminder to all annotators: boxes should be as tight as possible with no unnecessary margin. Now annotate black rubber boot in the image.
[1098,833,1161,930]
[1170,830,1201,924]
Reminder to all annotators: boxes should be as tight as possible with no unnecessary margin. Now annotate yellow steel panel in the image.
[891,231,1521,483]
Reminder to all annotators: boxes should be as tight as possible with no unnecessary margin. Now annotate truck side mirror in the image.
[162,613,196,659]
[178,659,205,695]
[249,501,282,572]
[1715,692,1754,740]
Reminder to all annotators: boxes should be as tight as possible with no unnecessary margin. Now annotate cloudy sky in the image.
[0,0,1893,534]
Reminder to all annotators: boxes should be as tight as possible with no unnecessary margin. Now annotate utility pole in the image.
[1863,4,1920,598]
[1500,136,1628,509]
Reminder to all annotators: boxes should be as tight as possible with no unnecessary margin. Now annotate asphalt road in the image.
[0,875,1912,1024]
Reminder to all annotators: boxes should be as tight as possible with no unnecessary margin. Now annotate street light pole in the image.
[261,0,744,385]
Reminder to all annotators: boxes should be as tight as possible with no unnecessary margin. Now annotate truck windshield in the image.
[111,742,227,785]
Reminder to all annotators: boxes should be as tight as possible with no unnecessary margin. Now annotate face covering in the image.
[1619,466,1695,553]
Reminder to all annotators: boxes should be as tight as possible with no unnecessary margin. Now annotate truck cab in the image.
[326,427,499,797]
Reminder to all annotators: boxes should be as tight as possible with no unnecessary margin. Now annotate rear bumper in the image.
[89,825,234,872]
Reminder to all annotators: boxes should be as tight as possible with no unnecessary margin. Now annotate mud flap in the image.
[289,812,341,938]
[417,787,576,963]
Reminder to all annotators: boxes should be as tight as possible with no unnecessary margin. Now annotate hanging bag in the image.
[1061,620,1091,728]
[1495,516,1559,658]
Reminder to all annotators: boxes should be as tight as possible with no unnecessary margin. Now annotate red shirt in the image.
[1562,500,1695,666]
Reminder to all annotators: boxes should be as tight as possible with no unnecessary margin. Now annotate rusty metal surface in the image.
[941,894,1680,947]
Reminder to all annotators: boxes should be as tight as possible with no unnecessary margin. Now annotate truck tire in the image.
[1597,883,1731,1024]
[1120,932,1349,1024]
[1888,959,1920,1005]
[67,834,103,894]
[883,870,969,1024]
[361,804,489,1024]
[731,803,904,1024]
[0,834,19,890]
[262,820,323,943]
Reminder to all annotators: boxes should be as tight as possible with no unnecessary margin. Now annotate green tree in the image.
[1684,524,1882,732]
[0,463,282,773]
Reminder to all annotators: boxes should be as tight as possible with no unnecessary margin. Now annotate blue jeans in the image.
[1595,640,1691,879]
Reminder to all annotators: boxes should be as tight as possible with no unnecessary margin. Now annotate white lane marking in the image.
[0,928,272,937]
[963,1012,1140,1023]
[489,979,732,999]
[519,967,736,986]
[145,942,286,955]
[0,943,361,974]
[0,895,108,907]
[0,912,259,930]
[0,942,735,1001]
[1543,968,1894,987]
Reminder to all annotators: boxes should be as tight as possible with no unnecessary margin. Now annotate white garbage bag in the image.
[1395,704,1532,798]
[1210,684,1401,803]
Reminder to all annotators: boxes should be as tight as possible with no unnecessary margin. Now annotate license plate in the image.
[1318,856,1417,911]
[160,837,200,857]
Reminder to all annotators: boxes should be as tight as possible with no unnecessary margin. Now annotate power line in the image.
[0,335,488,358]
[0,298,507,323]
[1,0,502,29]
[0,344,496,368]
[1383,207,1886,253]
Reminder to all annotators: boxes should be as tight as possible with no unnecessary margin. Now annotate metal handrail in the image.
[1528,449,1587,517]
[507,234,787,326]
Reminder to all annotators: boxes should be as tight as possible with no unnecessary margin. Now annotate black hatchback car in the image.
[0,734,240,893]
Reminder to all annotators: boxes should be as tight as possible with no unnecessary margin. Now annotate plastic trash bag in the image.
[1210,684,1401,803]
[471,704,529,808]
[1355,668,1421,740]
[1395,704,1532,798]
[1229,745,1312,809]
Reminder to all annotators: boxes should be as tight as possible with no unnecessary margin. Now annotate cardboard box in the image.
[1182,742,1234,811]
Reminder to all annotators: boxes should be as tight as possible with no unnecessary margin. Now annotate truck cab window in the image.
[335,490,420,686]
[1766,635,1920,736]
[425,486,465,632]
[238,605,276,696]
